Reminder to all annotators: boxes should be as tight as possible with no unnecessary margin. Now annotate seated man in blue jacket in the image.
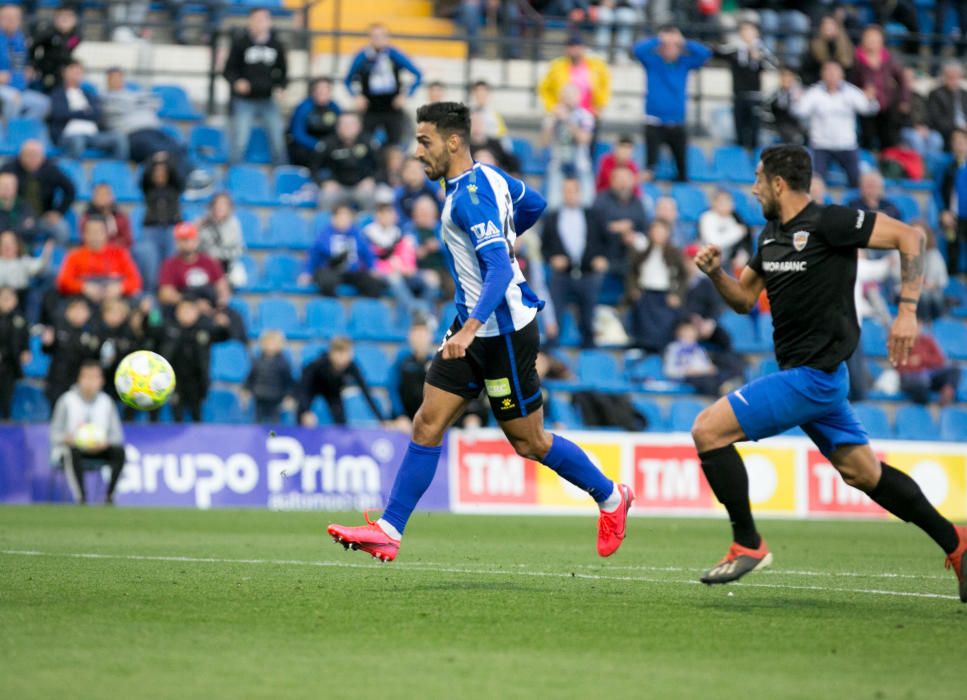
[48,61,127,160]
[287,76,341,174]
[297,201,383,298]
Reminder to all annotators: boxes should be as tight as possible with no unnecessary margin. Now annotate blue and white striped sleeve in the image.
[499,170,546,235]
[451,188,514,324]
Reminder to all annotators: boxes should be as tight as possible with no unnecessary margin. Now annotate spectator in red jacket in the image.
[158,221,230,308]
[898,333,961,406]
[848,25,909,151]
[595,134,640,195]
[80,183,132,249]
[56,214,141,302]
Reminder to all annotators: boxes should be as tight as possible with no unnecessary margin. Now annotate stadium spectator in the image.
[681,244,733,352]
[845,171,902,221]
[0,140,74,246]
[426,80,446,104]
[800,14,854,87]
[765,65,805,145]
[29,5,80,93]
[223,8,288,165]
[719,18,776,151]
[699,190,751,265]
[56,215,141,303]
[664,318,733,396]
[298,337,385,427]
[245,329,294,424]
[592,0,646,62]
[0,4,49,121]
[318,113,378,209]
[468,111,519,175]
[363,200,432,317]
[627,218,686,353]
[0,171,36,240]
[792,60,878,187]
[810,173,830,203]
[389,319,432,423]
[595,134,640,194]
[538,34,611,126]
[0,229,50,306]
[541,83,595,210]
[0,284,27,419]
[95,297,142,411]
[900,66,944,158]
[939,128,967,275]
[157,222,229,309]
[633,27,712,182]
[195,192,245,287]
[135,152,184,292]
[927,61,967,149]
[932,0,967,58]
[394,157,438,225]
[898,332,961,406]
[469,80,510,151]
[870,0,920,56]
[914,223,949,322]
[300,202,382,298]
[81,183,132,250]
[287,77,341,173]
[654,195,690,246]
[590,165,648,280]
[42,297,101,407]
[344,24,423,149]
[459,0,528,59]
[151,297,228,422]
[406,195,450,300]
[543,177,607,348]
[49,360,125,504]
[848,26,908,152]
[739,1,809,68]
[48,61,127,160]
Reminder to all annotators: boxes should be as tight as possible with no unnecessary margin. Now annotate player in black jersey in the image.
[691,145,966,601]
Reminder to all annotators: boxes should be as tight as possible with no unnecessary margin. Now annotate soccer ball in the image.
[114,350,176,411]
[73,422,107,451]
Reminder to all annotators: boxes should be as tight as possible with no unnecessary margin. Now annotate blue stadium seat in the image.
[894,405,940,441]
[189,125,228,164]
[227,298,251,331]
[861,319,889,359]
[90,160,139,202]
[348,299,405,341]
[234,254,261,292]
[510,137,544,175]
[626,354,664,382]
[243,127,272,164]
[274,166,314,206]
[237,208,269,249]
[631,397,665,431]
[940,407,967,441]
[258,252,312,294]
[549,393,584,429]
[713,146,756,184]
[577,349,626,390]
[22,335,49,379]
[670,184,709,223]
[686,145,717,183]
[552,309,581,347]
[0,118,48,155]
[354,343,390,387]
[58,159,90,201]
[226,166,272,206]
[12,382,49,421]
[668,398,705,433]
[852,403,893,439]
[728,187,766,227]
[267,209,311,250]
[257,297,306,339]
[305,297,346,338]
[933,320,967,360]
[890,192,920,222]
[210,340,250,384]
[202,389,248,423]
[152,84,202,121]
[343,391,387,426]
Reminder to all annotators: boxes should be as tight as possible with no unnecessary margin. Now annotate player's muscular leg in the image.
[827,443,882,492]
[691,397,747,452]
[499,408,554,461]
[411,384,471,447]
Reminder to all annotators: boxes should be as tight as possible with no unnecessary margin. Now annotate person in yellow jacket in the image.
[538,35,612,119]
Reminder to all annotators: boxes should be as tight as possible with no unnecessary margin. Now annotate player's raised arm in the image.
[866,213,926,367]
[695,244,765,314]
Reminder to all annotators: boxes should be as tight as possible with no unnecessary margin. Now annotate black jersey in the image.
[749,202,877,372]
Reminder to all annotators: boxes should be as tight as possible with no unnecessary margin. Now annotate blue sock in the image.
[381,442,442,535]
[541,434,614,504]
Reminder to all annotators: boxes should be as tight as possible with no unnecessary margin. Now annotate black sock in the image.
[867,463,959,554]
[698,445,761,549]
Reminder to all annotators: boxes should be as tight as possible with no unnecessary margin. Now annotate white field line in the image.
[1,549,959,602]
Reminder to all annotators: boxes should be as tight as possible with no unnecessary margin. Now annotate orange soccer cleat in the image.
[597,484,635,557]
[327,512,400,563]
[944,525,967,603]
[700,539,773,585]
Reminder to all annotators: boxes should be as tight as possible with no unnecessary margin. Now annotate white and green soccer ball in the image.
[73,422,107,451]
[114,350,176,411]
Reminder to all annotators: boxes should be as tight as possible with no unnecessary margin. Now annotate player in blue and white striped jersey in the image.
[327,103,634,562]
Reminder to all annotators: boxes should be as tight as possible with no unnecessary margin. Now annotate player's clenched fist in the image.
[694,244,722,276]
[442,328,473,360]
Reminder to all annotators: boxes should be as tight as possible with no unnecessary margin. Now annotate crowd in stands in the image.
[0,2,966,435]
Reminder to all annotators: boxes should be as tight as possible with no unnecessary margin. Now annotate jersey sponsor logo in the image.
[762,260,807,272]
[471,220,503,243]
[733,389,749,406]
[484,377,512,398]
[855,210,866,229]
[792,231,810,251]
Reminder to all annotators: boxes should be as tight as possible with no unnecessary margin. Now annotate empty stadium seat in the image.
[227,166,273,206]
[670,184,709,223]
[343,391,388,426]
[227,298,252,331]
[548,394,584,429]
[668,398,705,433]
[210,340,250,383]
[728,187,766,227]
[234,254,261,292]
[851,403,893,439]
[152,84,202,121]
[686,145,717,183]
[713,146,756,184]
[58,159,90,201]
[933,320,967,360]
[510,137,544,175]
[90,160,139,202]
[626,354,664,382]
[940,407,967,441]
[890,192,920,222]
[0,118,48,155]
[274,166,314,206]
[304,297,346,338]
[894,405,940,441]
[189,125,228,164]
[354,343,390,387]
[577,349,626,390]
[267,209,311,249]
[12,382,49,422]
[552,309,581,348]
[257,297,309,339]
[202,389,248,423]
[237,208,269,249]
[348,299,405,341]
[861,319,889,359]
[631,397,665,431]
[260,253,311,294]
[243,127,273,164]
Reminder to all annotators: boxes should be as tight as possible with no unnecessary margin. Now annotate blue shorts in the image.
[726,362,869,458]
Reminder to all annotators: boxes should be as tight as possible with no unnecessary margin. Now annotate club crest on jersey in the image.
[792,231,810,252]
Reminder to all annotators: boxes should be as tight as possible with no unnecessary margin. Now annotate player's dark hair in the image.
[760,145,812,192]
[416,102,470,141]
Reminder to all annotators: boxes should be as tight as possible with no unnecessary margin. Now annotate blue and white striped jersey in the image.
[440,162,547,337]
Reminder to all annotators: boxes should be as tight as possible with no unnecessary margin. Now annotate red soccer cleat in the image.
[944,525,967,603]
[327,512,400,563]
[700,539,772,585]
[597,483,635,557]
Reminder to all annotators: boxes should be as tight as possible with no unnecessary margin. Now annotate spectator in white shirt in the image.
[698,190,751,265]
[541,83,595,211]
[792,60,878,187]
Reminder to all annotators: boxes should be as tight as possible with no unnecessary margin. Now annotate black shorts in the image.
[426,317,543,422]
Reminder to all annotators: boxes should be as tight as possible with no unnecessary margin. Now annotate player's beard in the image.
[760,190,780,221]
[423,153,448,181]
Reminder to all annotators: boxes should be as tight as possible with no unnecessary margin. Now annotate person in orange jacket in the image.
[56,214,142,303]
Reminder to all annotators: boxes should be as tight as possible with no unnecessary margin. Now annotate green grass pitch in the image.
[1,506,964,699]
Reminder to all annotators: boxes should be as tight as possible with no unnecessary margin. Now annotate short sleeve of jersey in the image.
[450,184,507,253]
[817,204,877,249]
